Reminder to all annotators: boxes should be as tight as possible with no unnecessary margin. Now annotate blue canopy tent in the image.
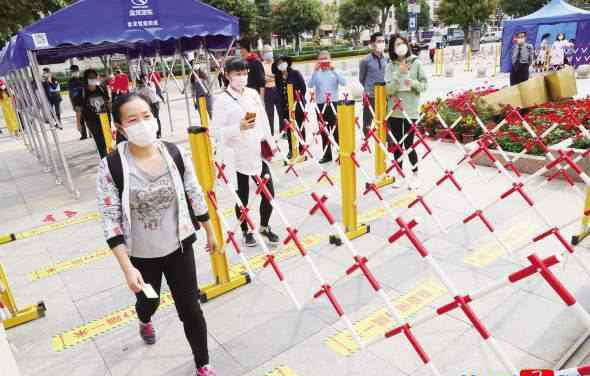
[0,0,239,74]
[501,0,590,72]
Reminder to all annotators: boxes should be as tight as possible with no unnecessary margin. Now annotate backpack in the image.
[106,141,201,230]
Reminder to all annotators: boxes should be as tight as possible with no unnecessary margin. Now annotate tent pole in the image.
[13,72,41,160]
[8,72,32,153]
[28,51,78,196]
[159,54,174,134]
[179,42,194,128]
[17,69,49,169]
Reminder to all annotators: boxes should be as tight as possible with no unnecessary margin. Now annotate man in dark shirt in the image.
[68,65,89,140]
[239,40,266,97]
[76,69,111,159]
[510,32,534,86]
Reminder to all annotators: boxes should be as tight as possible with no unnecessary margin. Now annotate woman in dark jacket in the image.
[273,55,307,159]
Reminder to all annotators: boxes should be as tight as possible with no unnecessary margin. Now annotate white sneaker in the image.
[409,173,421,191]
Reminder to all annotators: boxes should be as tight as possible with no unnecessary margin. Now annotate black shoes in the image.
[244,232,257,247]
[260,226,280,245]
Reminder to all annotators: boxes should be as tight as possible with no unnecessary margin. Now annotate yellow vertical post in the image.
[188,103,250,302]
[465,46,472,72]
[0,95,18,135]
[287,83,301,162]
[373,83,394,188]
[0,263,46,329]
[336,100,369,241]
[99,113,113,153]
[572,187,590,245]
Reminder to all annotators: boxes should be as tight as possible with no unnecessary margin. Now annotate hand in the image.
[125,267,145,293]
[314,62,322,71]
[240,117,256,131]
[206,231,219,253]
[76,122,81,132]
[399,62,409,74]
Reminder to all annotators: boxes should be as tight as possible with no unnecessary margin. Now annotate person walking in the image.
[359,32,389,137]
[309,51,347,164]
[68,65,90,140]
[136,75,163,138]
[110,66,130,103]
[97,93,218,376]
[385,34,428,190]
[75,69,111,159]
[42,69,63,124]
[274,55,307,159]
[262,45,280,135]
[210,57,279,247]
[510,32,534,86]
[239,40,266,98]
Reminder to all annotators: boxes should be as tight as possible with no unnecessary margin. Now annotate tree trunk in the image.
[295,34,301,53]
[381,7,389,34]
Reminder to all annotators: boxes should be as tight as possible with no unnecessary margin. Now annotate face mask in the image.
[230,74,248,92]
[395,44,408,57]
[319,60,331,69]
[88,79,99,86]
[375,42,386,53]
[125,118,158,147]
[71,72,80,78]
[278,62,288,71]
[263,52,274,61]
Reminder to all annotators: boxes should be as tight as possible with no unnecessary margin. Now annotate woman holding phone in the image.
[384,34,428,190]
[210,57,280,247]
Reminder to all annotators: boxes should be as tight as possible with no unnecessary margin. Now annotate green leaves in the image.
[395,0,431,31]
[338,0,380,33]
[271,0,323,40]
[437,0,496,32]
[203,0,258,39]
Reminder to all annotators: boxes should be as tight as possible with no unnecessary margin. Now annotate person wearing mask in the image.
[210,57,279,247]
[359,32,389,137]
[384,34,428,190]
[274,55,307,159]
[565,38,576,66]
[68,65,90,140]
[309,51,347,164]
[76,69,111,159]
[239,40,266,98]
[535,34,550,72]
[97,93,218,376]
[511,31,534,85]
[136,75,162,138]
[262,45,279,135]
[42,68,63,124]
[550,32,568,71]
[409,38,421,57]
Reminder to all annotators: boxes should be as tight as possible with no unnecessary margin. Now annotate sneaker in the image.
[409,172,421,191]
[139,321,156,345]
[260,226,280,245]
[197,365,217,376]
[244,232,257,247]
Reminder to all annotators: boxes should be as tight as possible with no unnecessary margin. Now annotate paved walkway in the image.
[1,65,590,376]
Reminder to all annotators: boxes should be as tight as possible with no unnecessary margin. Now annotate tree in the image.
[395,0,431,31]
[272,0,323,51]
[359,0,404,35]
[255,0,272,42]
[338,0,380,45]
[498,0,545,17]
[437,0,496,47]
[202,0,258,39]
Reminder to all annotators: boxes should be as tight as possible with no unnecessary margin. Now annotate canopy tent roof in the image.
[0,0,238,74]
[500,0,590,72]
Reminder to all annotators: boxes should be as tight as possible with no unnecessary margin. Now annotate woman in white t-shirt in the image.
[550,33,568,70]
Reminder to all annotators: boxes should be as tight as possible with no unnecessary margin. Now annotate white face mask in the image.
[88,79,99,86]
[278,62,288,72]
[375,42,386,53]
[230,74,248,92]
[395,44,408,57]
[125,118,158,147]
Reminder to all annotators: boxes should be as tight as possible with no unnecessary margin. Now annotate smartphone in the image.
[143,283,159,299]
[245,112,257,121]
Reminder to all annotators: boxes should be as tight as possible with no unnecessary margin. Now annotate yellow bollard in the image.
[373,83,394,188]
[0,95,18,135]
[99,113,113,153]
[287,83,302,163]
[0,263,46,329]
[464,46,472,72]
[334,100,369,242]
[189,107,250,301]
[572,187,590,246]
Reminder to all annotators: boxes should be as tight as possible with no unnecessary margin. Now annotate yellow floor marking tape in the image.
[51,233,327,352]
[29,247,112,281]
[358,193,417,224]
[325,278,447,357]
[266,366,300,376]
[463,222,538,268]
[277,174,340,200]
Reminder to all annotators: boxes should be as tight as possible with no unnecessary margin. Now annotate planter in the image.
[468,141,590,182]
[461,132,476,144]
[435,128,454,143]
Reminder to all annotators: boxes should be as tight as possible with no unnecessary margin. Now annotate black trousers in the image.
[388,117,418,172]
[130,245,209,369]
[510,63,530,86]
[51,101,61,123]
[317,103,338,160]
[264,87,279,135]
[235,163,275,234]
[362,96,375,138]
[85,117,108,159]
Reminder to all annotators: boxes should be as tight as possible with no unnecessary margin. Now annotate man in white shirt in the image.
[210,57,279,247]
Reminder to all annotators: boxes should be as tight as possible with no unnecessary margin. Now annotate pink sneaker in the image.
[139,322,156,345]
[197,365,217,376]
